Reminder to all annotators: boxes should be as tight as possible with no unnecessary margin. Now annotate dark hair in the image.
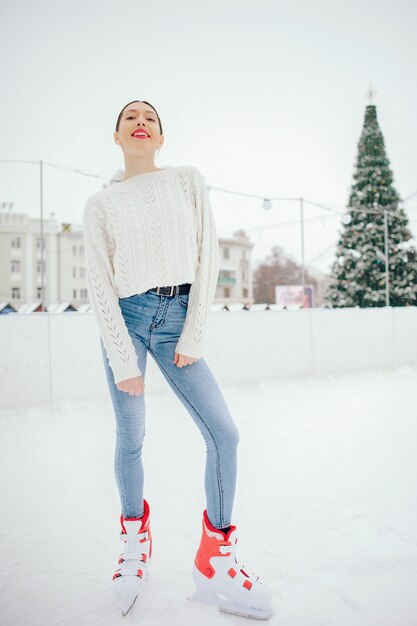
[115,100,163,135]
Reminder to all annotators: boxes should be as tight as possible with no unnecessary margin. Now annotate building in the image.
[0,212,254,308]
[216,229,254,305]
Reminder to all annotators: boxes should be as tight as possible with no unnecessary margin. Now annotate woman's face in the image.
[114,102,163,157]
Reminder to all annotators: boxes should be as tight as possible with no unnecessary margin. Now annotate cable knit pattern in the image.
[82,165,220,385]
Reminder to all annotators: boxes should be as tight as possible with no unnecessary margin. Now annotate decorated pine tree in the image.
[325,97,417,308]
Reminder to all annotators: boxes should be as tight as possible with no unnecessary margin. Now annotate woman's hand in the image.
[174,352,198,367]
[116,376,145,396]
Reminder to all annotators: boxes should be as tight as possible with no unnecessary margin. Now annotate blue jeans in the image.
[99,288,240,529]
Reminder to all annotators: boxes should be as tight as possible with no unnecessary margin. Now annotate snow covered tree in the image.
[325,104,417,308]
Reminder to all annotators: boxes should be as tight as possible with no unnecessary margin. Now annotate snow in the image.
[1,365,417,625]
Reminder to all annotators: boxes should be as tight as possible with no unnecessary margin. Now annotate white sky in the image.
[1,0,416,273]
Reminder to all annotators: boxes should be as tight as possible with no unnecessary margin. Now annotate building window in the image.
[37,261,46,274]
[73,288,77,299]
[243,288,248,298]
[223,247,229,259]
[11,260,21,273]
[224,287,230,297]
[11,237,21,249]
[36,237,46,250]
[11,287,20,299]
[80,267,86,278]
[80,288,88,298]
[73,244,77,256]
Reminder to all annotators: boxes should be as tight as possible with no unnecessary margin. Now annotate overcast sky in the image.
[1,0,416,272]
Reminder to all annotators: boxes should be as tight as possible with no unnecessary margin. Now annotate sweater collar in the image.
[115,166,171,186]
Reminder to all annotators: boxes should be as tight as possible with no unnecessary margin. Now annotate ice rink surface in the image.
[1,365,416,626]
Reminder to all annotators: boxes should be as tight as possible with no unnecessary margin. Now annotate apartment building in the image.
[0,214,254,307]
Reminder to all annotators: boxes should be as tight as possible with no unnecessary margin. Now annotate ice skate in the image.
[191,509,273,620]
[113,499,152,616]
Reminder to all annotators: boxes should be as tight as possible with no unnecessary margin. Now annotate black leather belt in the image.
[149,283,191,297]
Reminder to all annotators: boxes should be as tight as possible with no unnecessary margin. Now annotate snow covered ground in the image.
[1,364,416,626]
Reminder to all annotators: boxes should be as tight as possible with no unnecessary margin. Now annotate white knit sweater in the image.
[82,164,220,385]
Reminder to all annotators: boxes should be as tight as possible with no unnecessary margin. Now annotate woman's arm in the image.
[82,195,143,385]
[175,167,220,359]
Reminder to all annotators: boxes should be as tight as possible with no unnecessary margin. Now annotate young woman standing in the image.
[82,100,273,620]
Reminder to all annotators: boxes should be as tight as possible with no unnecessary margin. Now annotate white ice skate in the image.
[113,499,152,617]
[191,509,273,620]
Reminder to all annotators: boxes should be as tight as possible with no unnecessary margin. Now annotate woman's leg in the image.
[99,335,148,518]
[147,293,240,529]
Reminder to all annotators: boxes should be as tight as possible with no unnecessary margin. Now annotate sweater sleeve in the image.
[175,168,220,358]
[82,194,143,384]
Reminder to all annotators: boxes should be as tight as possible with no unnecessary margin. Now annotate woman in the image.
[82,99,273,620]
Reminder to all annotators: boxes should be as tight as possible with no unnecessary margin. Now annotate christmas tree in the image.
[325,100,417,307]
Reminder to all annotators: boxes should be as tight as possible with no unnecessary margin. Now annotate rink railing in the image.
[1,305,416,406]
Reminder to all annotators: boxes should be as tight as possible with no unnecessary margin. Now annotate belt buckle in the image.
[156,285,175,296]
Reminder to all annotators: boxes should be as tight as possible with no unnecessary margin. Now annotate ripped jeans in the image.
[99,287,240,529]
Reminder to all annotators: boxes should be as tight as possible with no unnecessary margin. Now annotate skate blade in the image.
[219,605,273,620]
[114,571,149,617]
[121,593,138,617]
[191,591,273,620]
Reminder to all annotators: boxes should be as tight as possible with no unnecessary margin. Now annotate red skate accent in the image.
[120,499,153,559]
[113,565,143,579]
[194,509,237,579]
[204,510,236,539]
[243,579,253,590]
[240,568,249,577]
[228,567,237,577]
